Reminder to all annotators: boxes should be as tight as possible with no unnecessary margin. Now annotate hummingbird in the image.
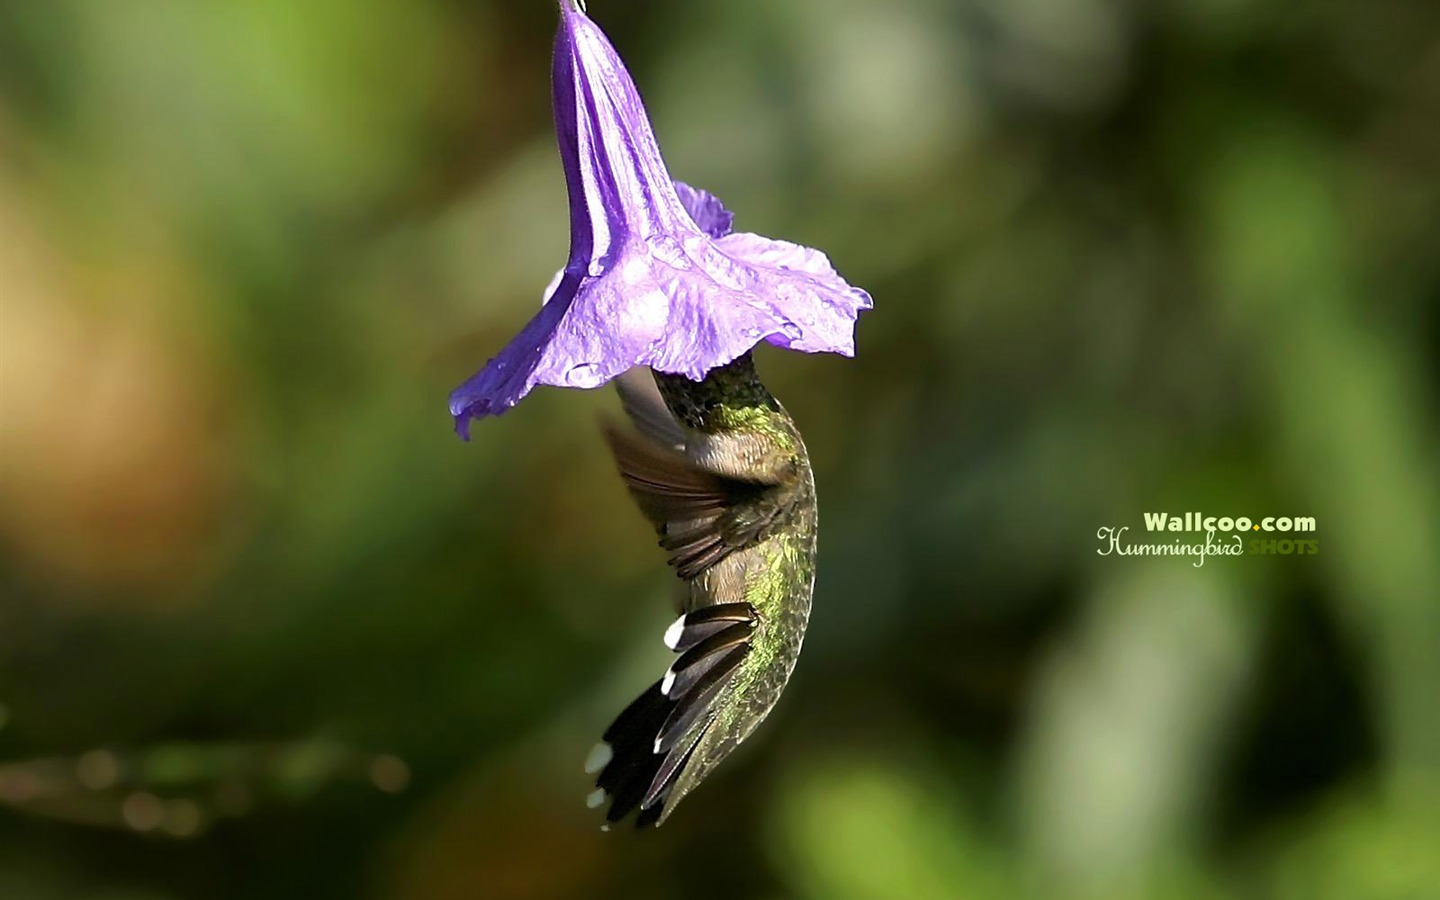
[584,351,817,828]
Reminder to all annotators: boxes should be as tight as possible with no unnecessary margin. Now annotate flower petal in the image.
[449,228,870,436]
[673,182,734,239]
[712,232,873,356]
[448,272,581,437]
[448,3,870,437]
[554,1,694,260]
[538,180,733,307]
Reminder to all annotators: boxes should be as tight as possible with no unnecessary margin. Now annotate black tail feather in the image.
[593,681,673,827]
[590,604,758,828]
[664,622,754,699]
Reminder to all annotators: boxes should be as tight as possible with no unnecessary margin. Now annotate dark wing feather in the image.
[601,423,782,580]
[659,524,729,580]
[600,424,733,522]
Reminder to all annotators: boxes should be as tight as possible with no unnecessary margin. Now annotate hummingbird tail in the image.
[587,681,675,828]
[587,605,757,827]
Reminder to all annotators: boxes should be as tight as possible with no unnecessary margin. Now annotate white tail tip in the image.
[584,741,613,774]
[663,615,687,650]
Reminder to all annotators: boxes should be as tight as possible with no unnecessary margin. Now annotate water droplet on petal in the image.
[564,363,601,386]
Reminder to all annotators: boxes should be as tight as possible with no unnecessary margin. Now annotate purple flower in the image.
[449,0,871,438]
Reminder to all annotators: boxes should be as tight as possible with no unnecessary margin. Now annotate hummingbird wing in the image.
[600,424,782,580]
[612,368,686,451]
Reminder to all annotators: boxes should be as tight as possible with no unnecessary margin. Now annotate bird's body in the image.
[588,352,817,827]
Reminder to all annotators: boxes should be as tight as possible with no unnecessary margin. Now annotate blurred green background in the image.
[1,0,1437,898]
